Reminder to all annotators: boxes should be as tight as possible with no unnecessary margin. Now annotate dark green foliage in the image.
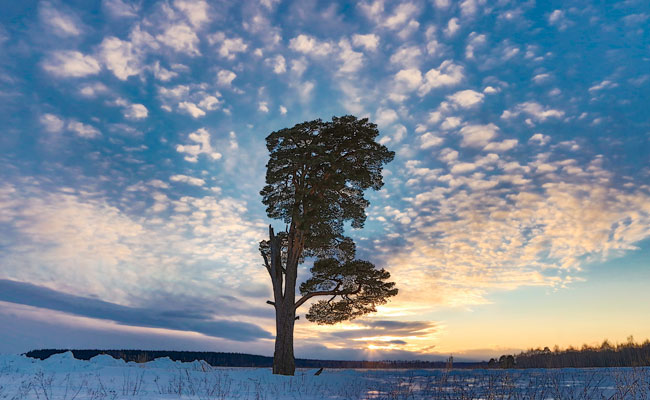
[300,258,398,324]
[260,115,394,260]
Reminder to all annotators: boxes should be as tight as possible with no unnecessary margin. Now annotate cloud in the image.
[42,51,101,77]
[589,80,618,92]
[156,24,200,56]
[67,120,101,138]
[458,123,499,148]
[102,0,140,18]
[418,61,465,95]
[279,105,287,115]
[419,132,444,149]
[289,34,334,56]
[352,33,379,51]
[338,39,364,73]
[375,108,398,127]
[152,61,179,82]
[98,36,141,80]
[447,89,484,108]
[40,114,65,133]
[0,180,268,313]
[258,101,269,113]
[548,9,571,30]
[113,98,148,120]
[79,82,109,97]
[529,133,551,145]
[265,55,286,74]
[444,18,460,37]
[217,69,237,86]
[390,45,422,68]
[210,32,248,60]
[176,128,222,162]
[433,0,450,9]
[39,1,82,37]
[0,279,271,341]
[483,139,518,152]
[170,174,205,186]
[501,102,565,122]
[178,101,206,118]
[173,0,210,28]
[382,2,419,30]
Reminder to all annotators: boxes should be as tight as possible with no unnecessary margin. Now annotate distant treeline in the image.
[24,349,487,369]
[492,337,650,369]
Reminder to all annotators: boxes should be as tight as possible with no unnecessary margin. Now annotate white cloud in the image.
[40,114,65,133]
[42,51,101,78]
[124,103,148,120]
[178,102,205,118]
[460,0,484,17]
[383,2,419,30]
[169,174,205,186]
[156,24,200,56]
[67,120,101,138]
[465,32,486,59]
[529,133,551,145]
[98,37,140,80]
[39,1,81,37]
[433,0,450,9]
[266,55,286,74]
[173,0,210,28]
[451,162,477,174]
[458,123,499,148]
[447,89,484,108]
[548,9,571,30]
[152,61,178,82]
[532,73,551,84]
[418,61,465,95]
[338,39,364,73]
[289,34,334,57]
[218,36,248,59]
[102,0,140,18]
[589,80,618,92]
[376,108,399,127]
[444,18,460,37]
[352,33,379,51]
[258,101,269,113]
[79,82,109,97]
[175,128,222,162]
[279,105,287,115]
[501,102,565,122]
[198,95,221,111]
[389,45,422,68]
[419,132,444,149]
[217,70,237,86]
[395,68,423,91]
[484,139,518,152]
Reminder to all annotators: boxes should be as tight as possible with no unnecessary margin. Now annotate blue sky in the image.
[0,0,649,361]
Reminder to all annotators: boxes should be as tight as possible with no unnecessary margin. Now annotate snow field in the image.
[1,352,650,399]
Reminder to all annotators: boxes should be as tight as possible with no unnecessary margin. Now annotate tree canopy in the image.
[260,115,395,260]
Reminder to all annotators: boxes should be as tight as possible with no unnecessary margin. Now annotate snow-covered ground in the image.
[1,352,649,399]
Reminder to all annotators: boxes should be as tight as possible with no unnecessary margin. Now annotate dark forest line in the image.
[24,349,486,369]
[492,337,650,369]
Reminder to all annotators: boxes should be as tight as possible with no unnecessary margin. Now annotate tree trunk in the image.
[273,303,296,375]
[267,225,300,376]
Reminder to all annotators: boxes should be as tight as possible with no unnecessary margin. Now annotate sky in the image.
[0,0,649,362]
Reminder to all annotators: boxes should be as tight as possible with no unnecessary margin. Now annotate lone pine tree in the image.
[259,115,398,375]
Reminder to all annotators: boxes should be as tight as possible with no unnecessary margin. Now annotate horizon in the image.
[1,0,649,362]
